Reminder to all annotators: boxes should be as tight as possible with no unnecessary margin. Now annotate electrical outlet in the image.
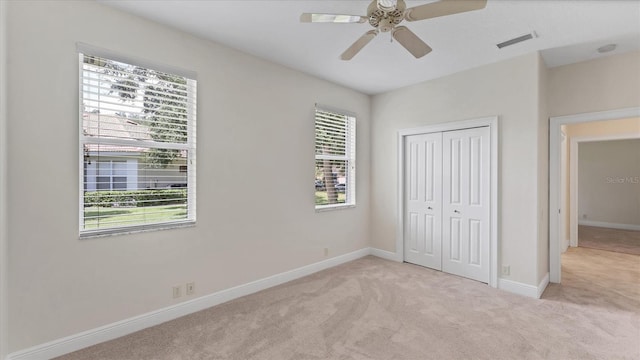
[172,286,182,299]
[186,282,195,296]
[324,248,329,257]
[502,265,510,276]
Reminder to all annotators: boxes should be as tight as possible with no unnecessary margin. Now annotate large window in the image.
[314,106,356,209]
[79,45,197,236]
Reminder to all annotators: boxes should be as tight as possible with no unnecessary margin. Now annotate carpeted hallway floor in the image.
[57,249,640,360]
[578,225,640,255]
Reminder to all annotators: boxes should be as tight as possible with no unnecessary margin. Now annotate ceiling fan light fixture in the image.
[377,0,398,12]
[378,18,394,32]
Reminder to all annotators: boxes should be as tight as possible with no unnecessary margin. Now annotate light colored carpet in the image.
[579,225,640,255]
[56,249,640,360]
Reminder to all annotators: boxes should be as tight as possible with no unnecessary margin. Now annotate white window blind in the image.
[314,106,356,209]
[79,50,197,236]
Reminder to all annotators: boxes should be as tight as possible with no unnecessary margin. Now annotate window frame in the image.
[78,43,197,237]
[314,104,356,211]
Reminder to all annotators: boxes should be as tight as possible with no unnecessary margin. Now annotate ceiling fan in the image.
[300,0,487,60]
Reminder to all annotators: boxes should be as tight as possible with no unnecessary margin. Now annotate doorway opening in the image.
[549,107,640,283]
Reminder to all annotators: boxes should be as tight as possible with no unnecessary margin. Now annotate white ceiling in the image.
[98,0,640,95]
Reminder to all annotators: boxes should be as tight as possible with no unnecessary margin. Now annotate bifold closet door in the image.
[404,132,443,270]
[442,127,490,283]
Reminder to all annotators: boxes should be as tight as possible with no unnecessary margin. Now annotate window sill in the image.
[80,220,196,239]
[315,204,356,212]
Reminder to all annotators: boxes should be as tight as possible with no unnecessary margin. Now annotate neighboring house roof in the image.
[83,113,187,158]
[83,112,152,153]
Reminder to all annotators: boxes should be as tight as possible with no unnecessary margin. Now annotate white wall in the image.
[5,1,370,353]
[578,139,640,227]
[371,53,544,287]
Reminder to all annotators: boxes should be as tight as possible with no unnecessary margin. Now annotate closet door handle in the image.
[427,206,433,210]
[454,210,460,214]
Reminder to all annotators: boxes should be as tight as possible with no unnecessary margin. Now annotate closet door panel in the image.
[442,127,490,283]
[404,133,443,270]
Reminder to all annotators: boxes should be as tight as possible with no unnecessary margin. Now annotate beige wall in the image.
[0,0,9,358]
[578,139,640,226]
[371,53,544,287]
[566,117,640,138]
[563,118,640,235]
[5,1,371,352]
[550,50,640,239]
[548,51,640,117]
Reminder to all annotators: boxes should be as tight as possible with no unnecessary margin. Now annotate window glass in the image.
[314,107,355,209]
[79,51,196,236]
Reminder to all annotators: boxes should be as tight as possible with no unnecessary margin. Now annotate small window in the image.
[79,47,197,236]
[314,106,356,210]
[94,160,127,190]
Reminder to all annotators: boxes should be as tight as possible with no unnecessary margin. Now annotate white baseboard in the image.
[6,248,551,359]
[498,272,549,299]
[578,220,640,231]
[370,249,553,299]
[537,273,549,298]
[7,248,371,360]
[369,248,402,262]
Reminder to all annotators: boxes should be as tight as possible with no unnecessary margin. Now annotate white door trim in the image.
[397,116,499,288]
[549,107,640,283]
[559,131,568,251]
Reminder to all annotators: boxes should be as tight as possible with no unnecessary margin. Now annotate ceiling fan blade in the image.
[300,13,367,23]
[341,30,378,60]
[392,26,432,58]
[404,0,487,22]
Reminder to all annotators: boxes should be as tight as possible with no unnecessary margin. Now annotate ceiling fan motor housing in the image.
[368,0,406,32]
[301,0,488,60]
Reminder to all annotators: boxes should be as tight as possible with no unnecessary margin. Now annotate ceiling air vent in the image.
[497,32,537,49]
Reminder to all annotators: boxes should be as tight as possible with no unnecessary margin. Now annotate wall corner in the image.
[536,52,550,285]
[0,0,9,357]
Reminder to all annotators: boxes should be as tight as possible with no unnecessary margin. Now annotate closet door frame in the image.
[397,116,499,288]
